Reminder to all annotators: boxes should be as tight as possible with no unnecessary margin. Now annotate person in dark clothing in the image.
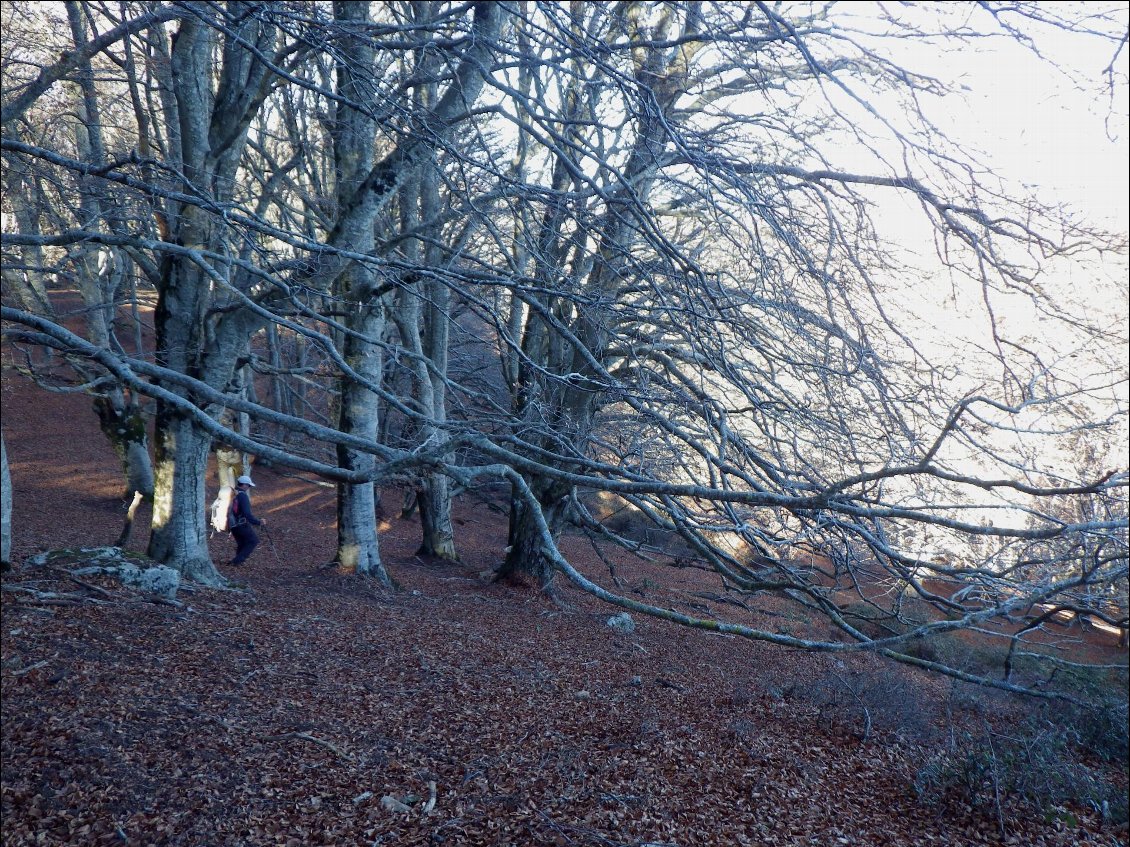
[227,475,265,566]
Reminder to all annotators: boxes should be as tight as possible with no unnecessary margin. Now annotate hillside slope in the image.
[1,368,1126,847]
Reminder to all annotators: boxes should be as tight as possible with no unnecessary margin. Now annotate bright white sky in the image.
[796,4,1130,529]
[828,2,1129,231]
[951,33,1129,232]
[839,7,1129,368]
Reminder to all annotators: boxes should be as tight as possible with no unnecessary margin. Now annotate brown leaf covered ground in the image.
[2,368,1127,847]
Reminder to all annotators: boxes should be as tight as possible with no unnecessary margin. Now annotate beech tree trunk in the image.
[147,410,220,583]
[328,0,391,585]
[335,304,391,586]
[499,479,570,588]
[141,5,275,580]
[1,432,12,568]
[499,8,698,588]
[394,131,457,561]
[94,396,154,499]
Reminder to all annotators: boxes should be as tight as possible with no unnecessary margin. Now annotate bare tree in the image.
[4,0,503,582]
[3,1,1126,705]
[455,1,1128,697]
[2,2,154,524]
[326,0,390,582]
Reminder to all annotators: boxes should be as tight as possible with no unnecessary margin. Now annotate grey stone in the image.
[116,564,144,586]
[606,611,635,634]
[380,795,412,813]
[139,566,180,599]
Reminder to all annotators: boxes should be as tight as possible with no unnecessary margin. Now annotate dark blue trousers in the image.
[230,525,259,564]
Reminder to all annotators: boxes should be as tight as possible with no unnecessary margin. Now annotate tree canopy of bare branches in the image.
[2,1,1127,705]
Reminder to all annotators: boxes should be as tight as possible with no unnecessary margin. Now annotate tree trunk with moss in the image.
[498,477,571,588]
[94,395,154,499]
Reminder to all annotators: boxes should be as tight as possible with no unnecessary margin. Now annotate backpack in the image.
[210,486,235,533]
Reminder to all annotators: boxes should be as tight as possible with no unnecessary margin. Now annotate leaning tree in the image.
[437,1,1129,699]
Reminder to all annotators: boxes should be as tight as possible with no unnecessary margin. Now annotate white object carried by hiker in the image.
[216,474,265,566]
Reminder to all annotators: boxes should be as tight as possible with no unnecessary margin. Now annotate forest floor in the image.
[1,365,1128,847]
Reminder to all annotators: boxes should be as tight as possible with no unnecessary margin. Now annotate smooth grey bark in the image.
[334,300,389,582]
[324,0,499,578]
[417,288,456,560]
[408,4,456,561]
[1,432,12,567]
[393,148,456,559]
[281,1,503,301]
[147,411,214,580]
[394,276,458,560]
[139,0,498,584]
[334,311,386,582]
[145,10,225,582]
[329,0,390,584]
[146,5,277,583]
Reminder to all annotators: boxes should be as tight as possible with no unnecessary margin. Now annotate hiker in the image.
[227,474,265,566]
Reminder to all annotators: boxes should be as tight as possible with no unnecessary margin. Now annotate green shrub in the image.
[1038,698,1130,764]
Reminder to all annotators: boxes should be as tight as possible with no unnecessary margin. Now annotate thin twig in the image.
[48,566,116,598]
[11,660,50,677]
[260,731,353,761]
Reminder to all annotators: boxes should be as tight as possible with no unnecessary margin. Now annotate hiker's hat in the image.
[236,475,256,487]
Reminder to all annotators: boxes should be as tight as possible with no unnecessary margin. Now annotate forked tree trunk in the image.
[498,480,570,588]
[141,7,274,582]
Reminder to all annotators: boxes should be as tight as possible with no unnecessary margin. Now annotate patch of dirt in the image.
[2,367,1127,847]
